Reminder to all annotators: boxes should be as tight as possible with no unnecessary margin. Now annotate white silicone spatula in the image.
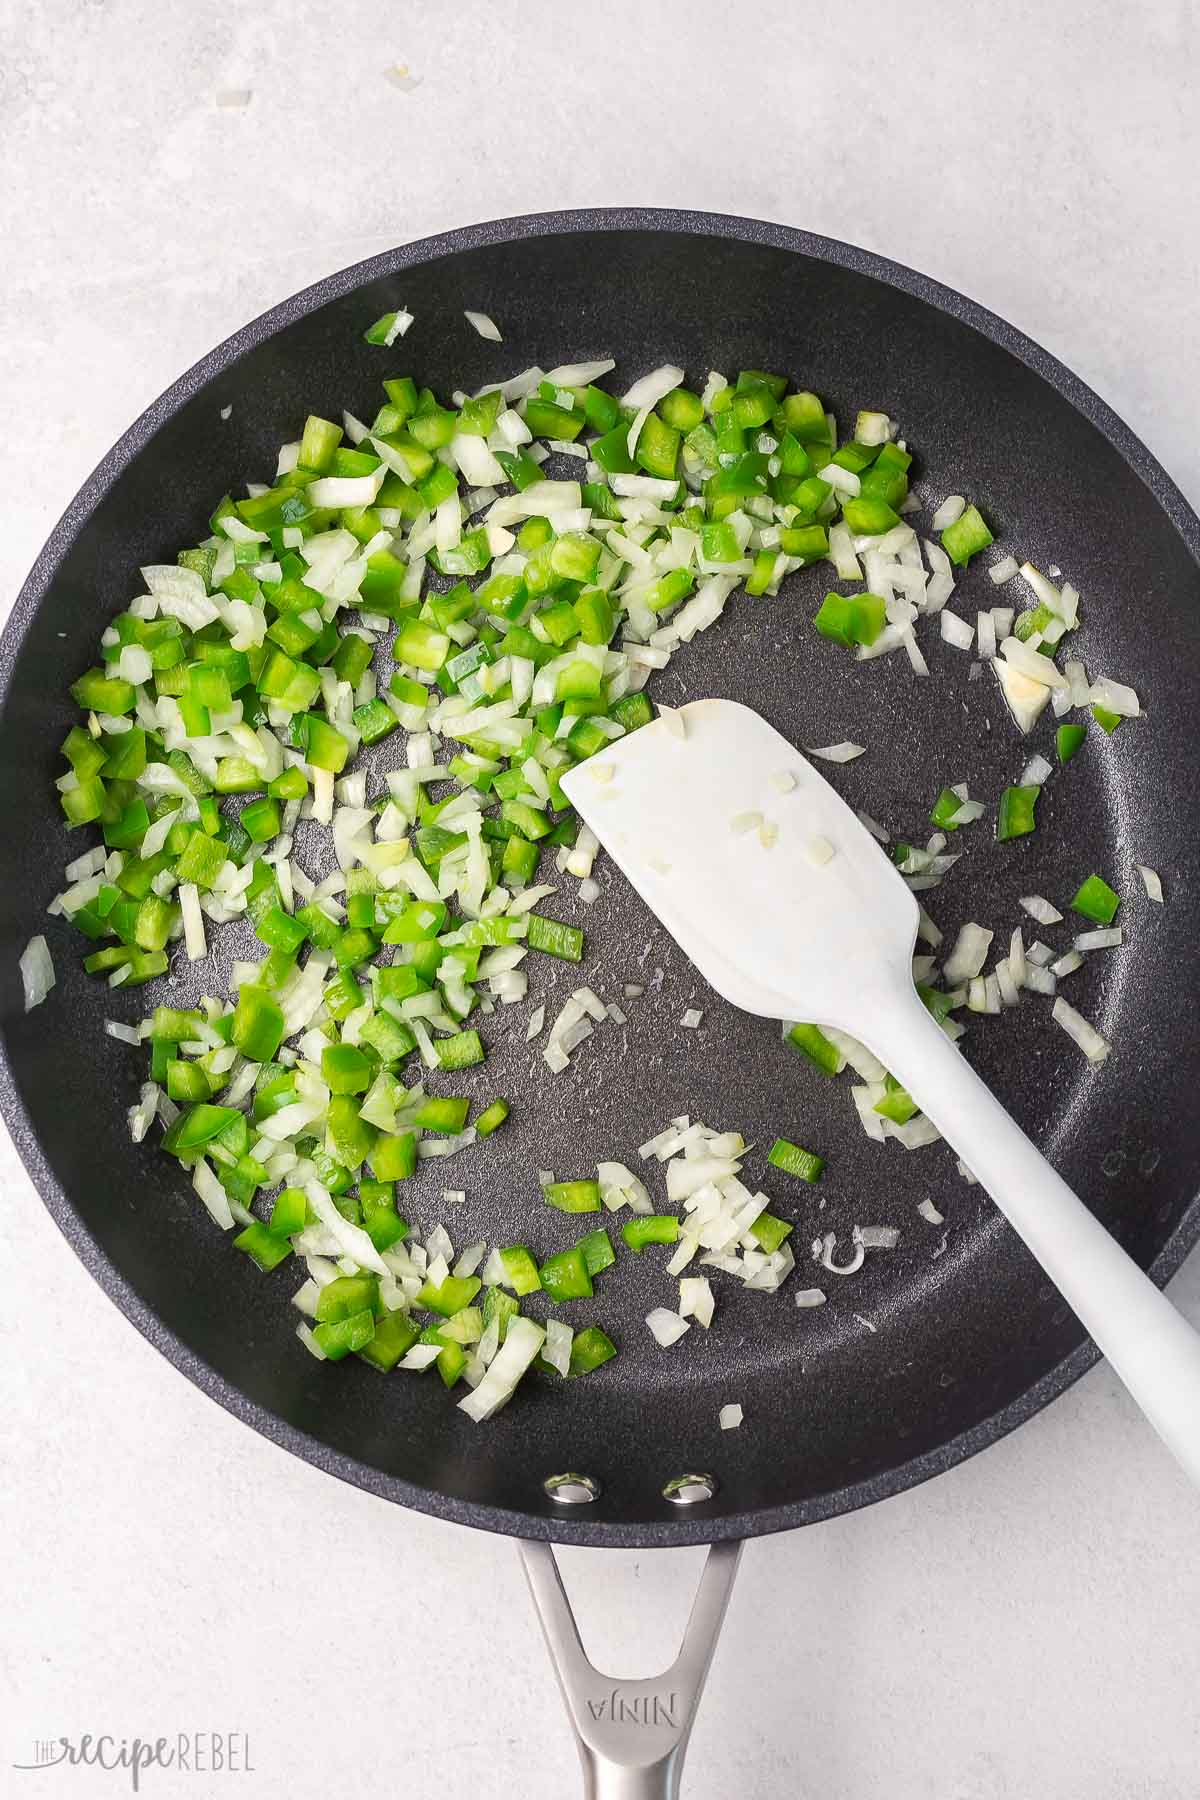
[560,696,1200,1483]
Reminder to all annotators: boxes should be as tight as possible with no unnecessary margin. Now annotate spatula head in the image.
[560,698,921,1035]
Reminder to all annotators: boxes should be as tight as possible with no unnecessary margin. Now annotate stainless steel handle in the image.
[519,1539,742,1800]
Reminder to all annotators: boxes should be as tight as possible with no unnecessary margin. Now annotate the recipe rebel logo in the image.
[12,1732,255,1789]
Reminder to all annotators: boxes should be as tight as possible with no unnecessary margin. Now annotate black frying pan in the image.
[3,209,1199,1795]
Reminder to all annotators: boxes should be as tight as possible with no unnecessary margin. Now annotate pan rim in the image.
[3,206,1198,1548]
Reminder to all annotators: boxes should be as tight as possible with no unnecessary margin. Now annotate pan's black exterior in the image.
[2,210,1199,1548]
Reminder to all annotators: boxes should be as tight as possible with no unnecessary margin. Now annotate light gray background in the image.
[2,3,1198,1794]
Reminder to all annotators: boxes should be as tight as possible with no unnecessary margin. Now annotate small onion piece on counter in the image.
[719,1403,744,1430]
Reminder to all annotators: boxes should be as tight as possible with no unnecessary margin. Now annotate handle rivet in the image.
[662,1472,717,1505]
[544,1472,601,1505]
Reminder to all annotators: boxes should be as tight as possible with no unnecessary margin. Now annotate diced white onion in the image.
[854,411,893,447]
[621,363,685,411]
[917,908,943,949]
[543,1317,573,1376]
[305,1179,387,1274]
[679,1276,715,1328]
[994,657,1052,735]
[1020,894,1063,925]
[805,742,865,763]
[940,610,975,650]
[178,882,207,961]
[19,934,55,1010]
[932,495,965,530]
[1087,676,1140,718]
[819,463,860,498]
[127,1080,159,1143]
[815,1232,865,1276]
[612,474,681,501]
[943,923,994,983]
[999,636,1068,689]
[1064,658,1091,708]
[464,309,502,341]
[1136,864,1163,903]
[544,359,616,387]
[458,1315,545,1422]
[828,522,862,582]
[1073,927,1123,951]
[1052,997,1111,1064]
[645,1307,690,1347]
[192,1158,234,1230]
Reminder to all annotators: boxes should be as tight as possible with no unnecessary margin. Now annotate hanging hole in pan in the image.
[662,1472,717,1505]
[544,1472,601,1505]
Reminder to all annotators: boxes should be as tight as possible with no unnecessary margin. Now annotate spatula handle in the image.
[868,985,1200,1486]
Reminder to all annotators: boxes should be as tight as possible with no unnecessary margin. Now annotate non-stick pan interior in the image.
[3,214,1199,1546]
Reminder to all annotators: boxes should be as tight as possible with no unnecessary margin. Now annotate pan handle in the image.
[519,1538,742,1799]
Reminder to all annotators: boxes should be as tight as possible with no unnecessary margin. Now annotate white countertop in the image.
[3,4,1199,1794]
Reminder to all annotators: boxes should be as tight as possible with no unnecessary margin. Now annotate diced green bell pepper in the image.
[544,1179,601,1213]
[1071,873,1120,925]
[786,1022,844,1075]
[539,1246,593,1302]
[622,1215,680,1252]
[996,784,1039,842]
[767,1138,825,1182]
